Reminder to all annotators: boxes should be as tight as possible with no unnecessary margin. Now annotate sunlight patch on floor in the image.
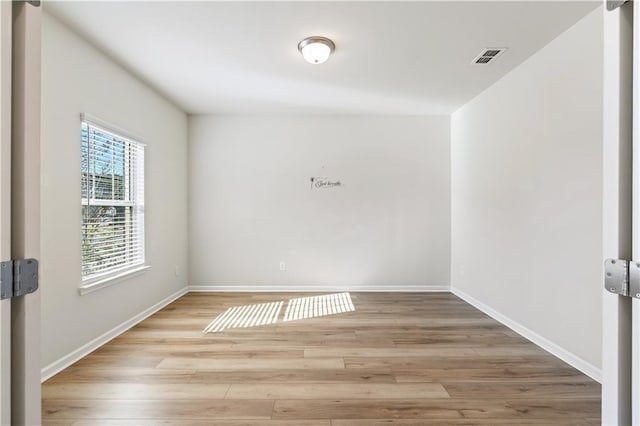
[203,301,283,333]
[203,292,355,334]
[283,292,355,322]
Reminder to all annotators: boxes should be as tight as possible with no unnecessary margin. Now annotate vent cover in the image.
[472,47,507,64]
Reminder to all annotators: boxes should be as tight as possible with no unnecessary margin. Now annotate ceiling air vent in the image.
[472,47,507,65]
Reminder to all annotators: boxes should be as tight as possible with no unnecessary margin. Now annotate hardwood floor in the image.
[42,292,601,425]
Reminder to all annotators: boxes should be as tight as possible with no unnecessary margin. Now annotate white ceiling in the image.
[45,1,599,115]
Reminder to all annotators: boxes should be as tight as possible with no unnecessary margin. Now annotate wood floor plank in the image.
[273,398,600,420]
[92,344,234,355]
[42,383,231,400]
[392,336,530,346]
[330,419,594,425]
[42,292,600,424]
[441,381,601,399]
[472,346,552,356]
[44,368,197,385]
[344,356,569,370]
[304,347,477,357]
[156,357,344,370]
[67,355,163,369]
[273,399,511,420]
[226,383,450,399]
[394,368,594,383]
[42,399,275,420]
[189,369,396,384]
[67,421,331,426]
[230,339,398,349]
[98,347,305,359]
[505,399,601,418]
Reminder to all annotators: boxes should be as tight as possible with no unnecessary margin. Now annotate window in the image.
[80,114,145,287]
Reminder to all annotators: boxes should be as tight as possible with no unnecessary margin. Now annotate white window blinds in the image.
[81,116,145,281]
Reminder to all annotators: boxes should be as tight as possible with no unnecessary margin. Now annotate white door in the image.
[0,1,42,424]
[603,0,639,424]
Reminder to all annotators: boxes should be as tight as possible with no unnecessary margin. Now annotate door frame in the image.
[9,1,42,424]
[603,0,635,424]
[632,1,640,423]
[0,1,12,424]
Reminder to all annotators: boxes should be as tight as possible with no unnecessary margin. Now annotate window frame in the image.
[79,113,148,295]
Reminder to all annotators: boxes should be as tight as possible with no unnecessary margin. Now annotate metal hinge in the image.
[0,259,39,300]
[604,258,640,299]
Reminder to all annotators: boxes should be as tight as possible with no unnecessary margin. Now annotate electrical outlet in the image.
[459,264,465,276]
[279,261,286,271]
[175,266,180,277]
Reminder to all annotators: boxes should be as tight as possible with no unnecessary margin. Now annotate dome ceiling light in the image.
[298,36,335,65]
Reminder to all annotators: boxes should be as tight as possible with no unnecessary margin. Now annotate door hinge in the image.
[604,258,640,299]
[0,259,39,300]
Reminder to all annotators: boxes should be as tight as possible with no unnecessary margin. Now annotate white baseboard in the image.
[187,285,450,292]
[41,287,189,383]
[451,286,602,383]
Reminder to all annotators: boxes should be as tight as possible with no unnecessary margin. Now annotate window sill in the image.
[79,265,151,296]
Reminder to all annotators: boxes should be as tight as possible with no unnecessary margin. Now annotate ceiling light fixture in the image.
[298,36,335,65]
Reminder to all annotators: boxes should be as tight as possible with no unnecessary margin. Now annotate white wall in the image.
[189,116,450,290]
[451,9,603,376]
[40,13,188,369]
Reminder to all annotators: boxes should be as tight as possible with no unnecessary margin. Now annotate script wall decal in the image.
[310,177,342,189]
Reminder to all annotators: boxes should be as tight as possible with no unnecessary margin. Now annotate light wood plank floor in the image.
[42,292,601,425]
